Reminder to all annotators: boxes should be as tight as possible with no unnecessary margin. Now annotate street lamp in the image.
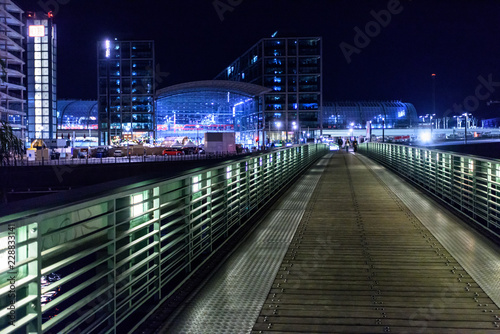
[432,73,436,117]
[275,121,281,143]
[430,114,434,139]
[292,121,297,144]
[382,117,385,142]
[195,124,200,145]
[463,113,469,144]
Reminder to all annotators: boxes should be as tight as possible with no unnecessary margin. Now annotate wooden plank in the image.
[252,153,500,333]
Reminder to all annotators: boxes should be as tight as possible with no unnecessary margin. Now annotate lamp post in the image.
[275,121,281,144]
[463,113,468,145]
[432,73,436,116]
[430,114,434,139]
[195,124,200,145]
[292,121,297,144]
[381,103,387,143]
[382,118,385,142]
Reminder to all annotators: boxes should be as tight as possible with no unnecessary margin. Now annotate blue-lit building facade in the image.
[54,98,419,144]
[323,101,418,130]
[215,37,322,143]
[0,1,26,139]
[156,81,270,146]
[97,40,155,145]
[57,99,97,135]
[26,11,57,142]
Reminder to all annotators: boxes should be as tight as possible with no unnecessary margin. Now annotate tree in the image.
[0,121,25,166]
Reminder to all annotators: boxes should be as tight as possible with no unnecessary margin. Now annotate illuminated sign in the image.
[29,25,45,37]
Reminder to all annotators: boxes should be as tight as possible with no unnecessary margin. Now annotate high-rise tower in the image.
[26,11,57,141]
[97,39,155,145]
[0,1,26,139]
[215,36,322,143]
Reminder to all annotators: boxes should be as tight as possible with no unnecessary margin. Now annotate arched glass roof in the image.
[156,80,272,98]
[156,80,270,139]
[57,100,98,129]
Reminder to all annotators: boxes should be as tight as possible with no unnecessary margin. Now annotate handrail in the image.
[358,142,500,240]
[0,144,328,334]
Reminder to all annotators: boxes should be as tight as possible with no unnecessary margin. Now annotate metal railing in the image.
[358,142,500,240]
[1,151,257,167]
[0,144,328,334]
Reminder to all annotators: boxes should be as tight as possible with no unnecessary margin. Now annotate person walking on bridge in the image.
[345,139,350,152]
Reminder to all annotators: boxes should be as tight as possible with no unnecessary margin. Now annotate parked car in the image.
[77,149,88,159]
[446,133,462,140]
[113,149,123,157]
[50,150,60,159]
[94,146,110,158]
[162,148,184,156]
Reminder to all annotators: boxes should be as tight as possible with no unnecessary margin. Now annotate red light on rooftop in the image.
[431,73,436,77]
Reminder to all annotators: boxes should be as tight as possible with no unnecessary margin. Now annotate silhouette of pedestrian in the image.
[353,139,358,152]
[345,139,350,152]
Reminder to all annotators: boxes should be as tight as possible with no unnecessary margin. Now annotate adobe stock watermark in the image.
[213,0,243,22]
[443,74,500,118]
[37,0,70,16]
[340,0,404,64]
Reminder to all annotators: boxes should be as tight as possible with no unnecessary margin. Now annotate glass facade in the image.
[57,100,98,131]
[27,13,57,141]
[156,81,268,146]
[323,101,418,129]
[97,40,155,145]
[0,1,26,139]
[214,37,322,142]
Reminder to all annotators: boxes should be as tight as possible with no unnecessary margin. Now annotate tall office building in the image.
[97,39,155,145]
[26,11,57,141]
[215,36,322,142]
[0,1,26,139]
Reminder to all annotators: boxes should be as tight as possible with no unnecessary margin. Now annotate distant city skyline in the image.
[15,0,500,118]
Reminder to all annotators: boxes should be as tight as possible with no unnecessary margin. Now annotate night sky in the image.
[15,0,500,118]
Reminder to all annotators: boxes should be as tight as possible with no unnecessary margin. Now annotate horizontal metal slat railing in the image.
[0,144,328,334]
[358,142,500,240]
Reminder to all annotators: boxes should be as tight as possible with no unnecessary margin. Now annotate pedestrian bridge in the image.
[0,143,499,333]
